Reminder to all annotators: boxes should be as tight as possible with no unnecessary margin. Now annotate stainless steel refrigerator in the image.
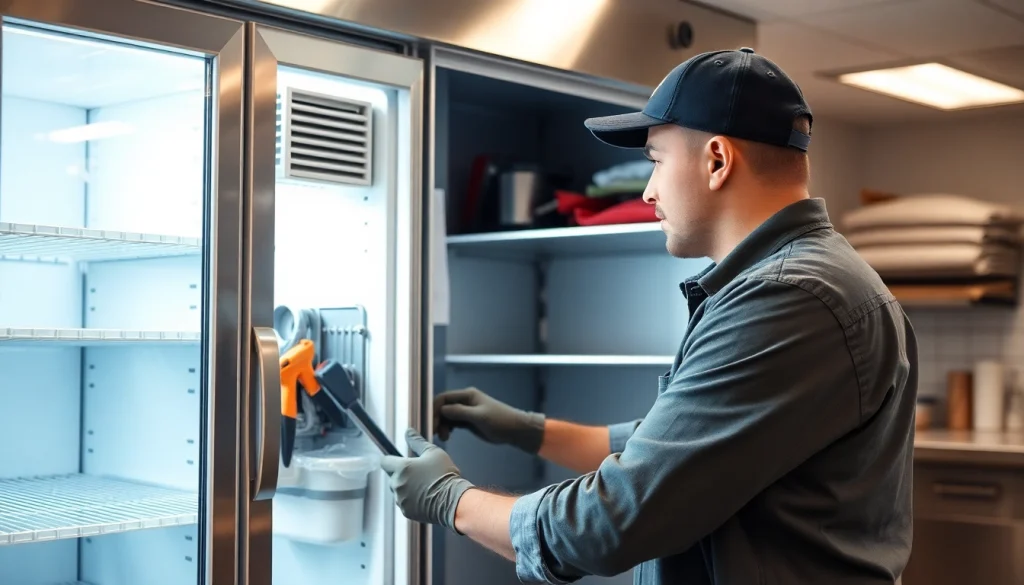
[0,2,424,584]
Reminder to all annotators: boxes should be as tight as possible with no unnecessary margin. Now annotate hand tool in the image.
[279,340,403,465]
[314,360,402,457]
[278,339,320,467]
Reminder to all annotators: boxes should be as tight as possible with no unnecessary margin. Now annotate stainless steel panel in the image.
[235,0,755,90]
[241,21,278,585]
[914,464,1024,521]
[902,519,1024,585]
[0,2,246,585]
[432,47,648,109]
[1,0,243,53]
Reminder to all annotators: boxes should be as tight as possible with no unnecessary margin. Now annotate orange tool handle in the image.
[279,339,321,418]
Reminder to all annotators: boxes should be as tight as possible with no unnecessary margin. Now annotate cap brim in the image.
[583,112,665,148]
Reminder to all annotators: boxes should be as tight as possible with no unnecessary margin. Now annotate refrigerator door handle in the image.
[251,326,282,501]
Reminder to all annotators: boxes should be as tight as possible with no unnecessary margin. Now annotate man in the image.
[381,47,918,584]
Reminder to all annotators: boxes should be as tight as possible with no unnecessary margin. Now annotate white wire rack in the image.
[0,222,200,263]
[0,474,197,545]
[0,328,201,346]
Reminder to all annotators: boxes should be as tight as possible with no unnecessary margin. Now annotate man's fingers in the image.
[436,387,478,407]
[405,428,433,456]
[437,425,451,441]
[380,455,402,475]
[440,403,476,422]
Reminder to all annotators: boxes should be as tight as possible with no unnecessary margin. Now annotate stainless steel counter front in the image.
[914,430,1024,468]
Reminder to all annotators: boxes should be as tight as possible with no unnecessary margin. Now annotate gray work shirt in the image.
[508,197,919,584]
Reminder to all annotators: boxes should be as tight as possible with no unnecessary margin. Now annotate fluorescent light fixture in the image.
[47,121,134,143]
[838,63,1024,110]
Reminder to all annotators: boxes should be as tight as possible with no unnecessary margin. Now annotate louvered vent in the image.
[276,88,373,186]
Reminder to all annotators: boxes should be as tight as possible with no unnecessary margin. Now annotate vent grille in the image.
[276,88,373,186]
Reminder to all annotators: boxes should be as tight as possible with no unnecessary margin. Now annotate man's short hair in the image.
[684,115,811,186]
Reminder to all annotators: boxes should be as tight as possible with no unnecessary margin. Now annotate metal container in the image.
[498,168,544,227]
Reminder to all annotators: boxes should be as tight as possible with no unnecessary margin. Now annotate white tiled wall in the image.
[904,305,1024,400]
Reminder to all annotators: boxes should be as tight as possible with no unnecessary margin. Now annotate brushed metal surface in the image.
[915,430,1024,468]
[228,0,755,90]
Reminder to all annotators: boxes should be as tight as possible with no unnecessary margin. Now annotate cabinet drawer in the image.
[915,464,1024,521]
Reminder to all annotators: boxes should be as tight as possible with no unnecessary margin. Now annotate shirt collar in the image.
[682,197,833,297]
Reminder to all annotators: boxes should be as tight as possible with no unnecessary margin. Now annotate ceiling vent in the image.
[276,87,373,186]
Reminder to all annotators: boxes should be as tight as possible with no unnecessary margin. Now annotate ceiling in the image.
[697,0,1024,125]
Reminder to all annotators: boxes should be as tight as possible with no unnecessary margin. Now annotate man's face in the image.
[641,125,718,259]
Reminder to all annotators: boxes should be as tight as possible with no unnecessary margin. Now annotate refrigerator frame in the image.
[241,22,426,585]
[0,1,246,585]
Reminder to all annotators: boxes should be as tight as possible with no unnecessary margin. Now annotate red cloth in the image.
[554,190,658,226]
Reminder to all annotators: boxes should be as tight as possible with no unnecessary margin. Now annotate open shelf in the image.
[0,474,197,546]
[446,354,674,367]
[447,222,664,260]
[888,281,1018,308]
[0,222,200,263]
[0,328,201,346]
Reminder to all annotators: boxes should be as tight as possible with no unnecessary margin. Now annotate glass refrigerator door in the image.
[0,3,244,585]
[242,24,425,585]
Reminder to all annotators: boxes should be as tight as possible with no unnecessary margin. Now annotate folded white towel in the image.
[842,194,1024,232]
[592,160,653,187]
[855,243,1019,278]
[846,225,1020,248]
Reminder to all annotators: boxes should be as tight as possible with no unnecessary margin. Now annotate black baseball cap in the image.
[585,47,812,151]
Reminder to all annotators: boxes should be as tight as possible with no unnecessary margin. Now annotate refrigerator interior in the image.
[435,67,711,585]
[268,64,412,585]
[0,23,207,585]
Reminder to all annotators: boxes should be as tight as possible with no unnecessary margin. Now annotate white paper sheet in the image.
[430,187,450,326]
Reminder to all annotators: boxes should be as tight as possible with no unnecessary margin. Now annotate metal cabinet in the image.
[903,462,1024,585]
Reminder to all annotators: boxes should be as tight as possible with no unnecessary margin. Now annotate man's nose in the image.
[642,182,656,204]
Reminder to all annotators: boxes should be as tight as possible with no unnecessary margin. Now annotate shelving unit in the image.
[887,281,1019,308]
[447,222,663,260]
[0,328,200,346]
[0,222,200,263]
[446,354,674,367]
[0,474,196,545]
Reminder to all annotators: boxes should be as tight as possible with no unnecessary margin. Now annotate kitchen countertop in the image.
[914,429,1024,467]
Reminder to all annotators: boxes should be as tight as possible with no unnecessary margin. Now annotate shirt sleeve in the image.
[508,277,862,583]
[608,420,643,454]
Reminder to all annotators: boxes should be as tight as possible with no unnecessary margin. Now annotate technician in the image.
[381,47,918,585]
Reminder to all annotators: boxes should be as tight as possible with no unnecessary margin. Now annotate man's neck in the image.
[709,190,810,263]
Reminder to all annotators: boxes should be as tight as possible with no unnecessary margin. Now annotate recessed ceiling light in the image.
[837,63,1024,110]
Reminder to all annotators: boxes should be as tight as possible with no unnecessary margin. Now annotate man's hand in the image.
[434,387,545,453]
[380,428,474,533]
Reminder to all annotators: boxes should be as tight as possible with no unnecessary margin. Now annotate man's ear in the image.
[706,137,733,191]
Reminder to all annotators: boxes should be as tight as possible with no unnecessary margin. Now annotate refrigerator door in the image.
[241,24,425,585]
[0,2,244,585]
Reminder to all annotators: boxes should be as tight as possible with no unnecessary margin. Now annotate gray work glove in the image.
[380,428,474,534]
[434,387,545,454]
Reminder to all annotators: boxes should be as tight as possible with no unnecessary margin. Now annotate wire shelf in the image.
[0,222,200,263]
[0,328,201,346]
[0,474,197,546]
